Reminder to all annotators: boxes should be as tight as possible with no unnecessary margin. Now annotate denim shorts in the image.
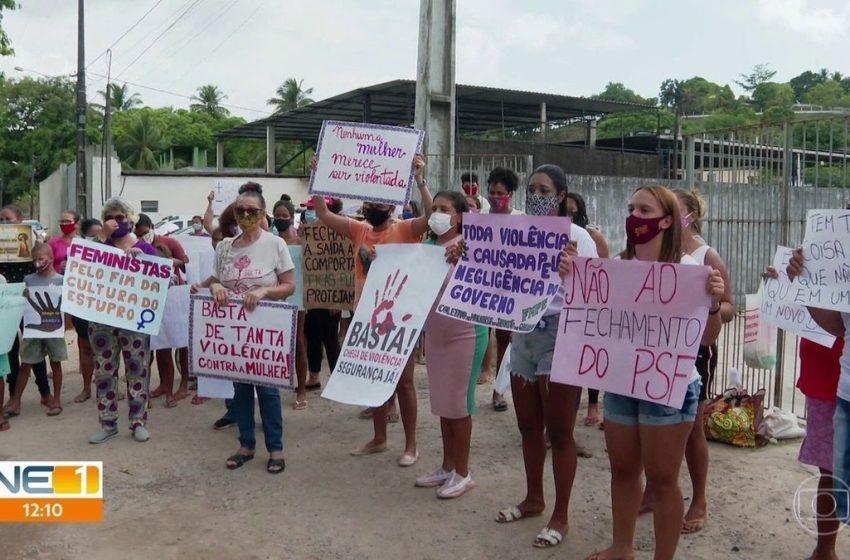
[603,379,701,426]
[834,397,850,524]
[510,318,558,381]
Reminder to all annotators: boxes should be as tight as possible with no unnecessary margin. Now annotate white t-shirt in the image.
[214,231,294,295]
[544,224,599,317]
[839,312,850,401]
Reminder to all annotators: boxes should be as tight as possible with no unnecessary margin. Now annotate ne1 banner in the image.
[301,224,355,310]
[309,120,424,206]
[62,239,172,335]
[322,244,450,407]
[436,213,571,333]
[762,246,836,347]
[783,209,850,313]
[189,295,298,389]
[550,257,711,409]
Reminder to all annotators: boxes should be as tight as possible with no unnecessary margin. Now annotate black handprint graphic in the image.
[371,269,412,336]
[26,289,63,333]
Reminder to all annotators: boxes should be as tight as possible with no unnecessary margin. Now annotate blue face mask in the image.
[402,211,415,220]
[304,210,317,224]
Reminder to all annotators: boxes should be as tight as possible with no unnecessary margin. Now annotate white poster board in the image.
[150,285,191,350]
[211,179,242,215]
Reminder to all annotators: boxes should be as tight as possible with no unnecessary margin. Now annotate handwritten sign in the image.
[62,239,172,335]
[0,283,25,353]
[190,295,297,389]
[550,257,711,409]
[150,285,190,350]
[785,209,850,312]
[309,120,424,206]
[762,246,836,347]
[286,245,304,309]
[0,224,34,262]
[174,234,215,285]
[23,286,64,339]
[211,179,242,214]
[302,224,355,310]
[322,244,449,407]
[436,214,570,333]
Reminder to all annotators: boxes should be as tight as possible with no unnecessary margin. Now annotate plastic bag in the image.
[494,342,512,395]
[743,284,777,370]
[764,407,806,440]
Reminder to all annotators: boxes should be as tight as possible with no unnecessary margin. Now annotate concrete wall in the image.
[457,139,661,178]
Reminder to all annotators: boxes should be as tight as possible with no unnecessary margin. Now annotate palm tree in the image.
[267,78,314,114]
[115,113,166,170]
[190,84,230,118]
[98,83,142,112]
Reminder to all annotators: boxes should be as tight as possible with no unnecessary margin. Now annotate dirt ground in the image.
[1,332,848,560]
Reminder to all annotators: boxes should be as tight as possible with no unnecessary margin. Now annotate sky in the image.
[0,0,849,120]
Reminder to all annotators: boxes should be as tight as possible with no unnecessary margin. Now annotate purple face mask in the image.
[110,221,132,239]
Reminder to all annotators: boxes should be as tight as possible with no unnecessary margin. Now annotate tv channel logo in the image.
[793,474,850,536]
[0,461,103,523]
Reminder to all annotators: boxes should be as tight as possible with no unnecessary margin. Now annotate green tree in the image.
[0,0,16,56]
[735,63,777,93]
[98,83,142,111]
[190,84,229,118]
[789,70,828,102]
[803,80,850,107]
[115,112,166,170]
[751,82,794,115]
[267,78,314,114]
[591,82,654,105]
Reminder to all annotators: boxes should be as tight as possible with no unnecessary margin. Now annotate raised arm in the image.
[314,195,351,238]
[203,190,215,235]
[409,154,433,237]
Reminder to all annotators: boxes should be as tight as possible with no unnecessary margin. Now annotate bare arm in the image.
[314,195,352,238]
[408,154,433,237]
[705,248,735,323]
[203,190,215,235]
[700,268,726,345]
[807,308,846,338]
[588,228,609,259]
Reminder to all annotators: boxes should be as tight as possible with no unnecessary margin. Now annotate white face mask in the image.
[428,212,454,236]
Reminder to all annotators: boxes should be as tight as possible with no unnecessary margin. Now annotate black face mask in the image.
[363,207,391,227]
[273,218,291,233]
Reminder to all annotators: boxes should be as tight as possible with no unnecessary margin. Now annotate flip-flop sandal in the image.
[387,411,400,423]
[493,400,509,412]
[305,382,322,391]
[292,399,308,410]
[225,453,254,470]
[495,506,542,523]
[358,408,374,419]
[191,395,209,405]
[163,400,178,409]
[47,406,63,416]
[533,527,563,548]
[3,410,20,419]
[0,420,9,432]
[681,517,706,534]
[266,458,286,474]
[350,443,388,456]
[577,446,593,458]
[73,393,91,403]
[585,415,600,426]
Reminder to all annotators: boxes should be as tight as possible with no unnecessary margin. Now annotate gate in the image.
[425,153,534,212]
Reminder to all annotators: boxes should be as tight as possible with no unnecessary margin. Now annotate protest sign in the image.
[550,257,711,409]
[23,286,64,339]
[0,224,34,262]
[762,246,836,347]
[150,285,190,350]
[62,239,172,335]
[322,244,449,407]
[286,245,304,309]
[190,295,298,389]
[174,234,216,285]
[436,214,570,333]
[211,179,242,214]
[302,224,355,310]
[309,120,424,206]
[0,283,25,353]
[197,375,235,399]
[784,209,850,312]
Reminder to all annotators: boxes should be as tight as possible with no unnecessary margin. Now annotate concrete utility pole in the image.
[414,0,456,193]
[104,81,112,200]
[75,0,87,209]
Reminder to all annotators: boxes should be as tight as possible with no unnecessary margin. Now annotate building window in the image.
[140,200,158,213]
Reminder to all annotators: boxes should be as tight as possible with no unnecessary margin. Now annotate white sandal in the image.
[533,527,563,548]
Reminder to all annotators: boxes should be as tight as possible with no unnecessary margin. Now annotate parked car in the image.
[154,216,196,236]
[23,219,47,241]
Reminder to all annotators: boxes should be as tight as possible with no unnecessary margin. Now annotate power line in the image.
[114,0,206,80]
[86,0,165,69]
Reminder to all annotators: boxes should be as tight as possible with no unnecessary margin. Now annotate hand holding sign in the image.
[558,241,579,278]
[25,290,63,333]
[787,246,805,280]
[412,154,425,184]
[707,269,725,309]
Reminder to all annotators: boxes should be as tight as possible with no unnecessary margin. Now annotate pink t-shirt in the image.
[47,236,73,274]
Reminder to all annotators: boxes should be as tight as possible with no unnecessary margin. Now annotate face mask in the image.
[192,222,203,232]
[625,214,667,245]
[402,211,415,220]
[680,211,694,228]
[60,223,77,235]
[273,218,292,233]
[488,195,511,214]
[110,221,131,239]
[363,207,391,227]
[304,210,317,224]
[34,259,50,271]
[428,212,454,236]
[85,235,98,242]
[141,231,155,244]
[463,184,478,197]
[526,193,560,216]
[235,211,264,229]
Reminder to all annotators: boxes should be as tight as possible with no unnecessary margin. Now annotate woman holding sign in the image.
[208,183,296,474]
[88,198,160,445]
[312,154,432,467]
[563,186,725,560]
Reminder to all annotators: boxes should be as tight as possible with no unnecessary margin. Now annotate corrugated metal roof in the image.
[216,79,655,142]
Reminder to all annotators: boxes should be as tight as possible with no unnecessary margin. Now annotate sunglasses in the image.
[235,207,263,217]
[105,214,126,222]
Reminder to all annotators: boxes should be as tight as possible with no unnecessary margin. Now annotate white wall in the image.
[95,174,310,223]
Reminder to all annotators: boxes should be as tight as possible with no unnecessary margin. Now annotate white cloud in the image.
[756,0,848,43]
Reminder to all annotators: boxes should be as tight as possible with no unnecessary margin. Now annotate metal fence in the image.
[424,153,534,212]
